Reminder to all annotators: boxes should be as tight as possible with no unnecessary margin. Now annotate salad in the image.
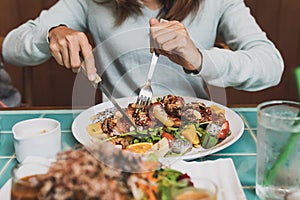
[87,95,231,156]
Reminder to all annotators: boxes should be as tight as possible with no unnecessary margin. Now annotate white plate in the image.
[72,96,244,160]
[0,158,246,200]
[0,179,11,200]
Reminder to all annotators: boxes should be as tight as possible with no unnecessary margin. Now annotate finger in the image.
[49,43,64,66]
[84,50,96,82]
[151,21,181,50]
[151,20,179,32]
[153,21,183,39]
[150,19,176,53]
[69,40,82,70]
[80,39,96,81]
[156,32,177,50]
[149,18,159,26]
[162,34,187,53]
[149,18,160,50]
[53,35,71,68]
[72,68,80,73]
[59,43,71,68]
[52,52,64,66]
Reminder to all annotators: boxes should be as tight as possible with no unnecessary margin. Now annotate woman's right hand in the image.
[48,25,96,81]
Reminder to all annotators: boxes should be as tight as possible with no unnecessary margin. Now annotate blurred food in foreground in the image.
[11,142,216,200]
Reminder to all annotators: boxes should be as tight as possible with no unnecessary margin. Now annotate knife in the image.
[80,65,137,129]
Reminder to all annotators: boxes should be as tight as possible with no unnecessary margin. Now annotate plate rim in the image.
[71,96,244,160]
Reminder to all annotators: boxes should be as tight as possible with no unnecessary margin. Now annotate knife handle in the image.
[80,64,102,88]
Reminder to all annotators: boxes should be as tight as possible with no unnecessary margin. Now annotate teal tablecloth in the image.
[0,108,259,199]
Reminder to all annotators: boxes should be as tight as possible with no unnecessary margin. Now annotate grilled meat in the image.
[184,102,212,123]
[158,95,185,117]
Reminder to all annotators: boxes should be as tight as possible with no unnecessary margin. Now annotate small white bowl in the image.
[12,118,61,163]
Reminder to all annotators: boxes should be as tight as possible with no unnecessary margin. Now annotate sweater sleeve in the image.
[2,0,88,66]
[198,0,284,91]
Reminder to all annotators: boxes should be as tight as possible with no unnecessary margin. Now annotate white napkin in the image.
[170,158,246,200]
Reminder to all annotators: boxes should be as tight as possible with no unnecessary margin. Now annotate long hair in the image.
[95,0,202,26]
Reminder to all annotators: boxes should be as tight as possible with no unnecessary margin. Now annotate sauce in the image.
[174,188,217,200]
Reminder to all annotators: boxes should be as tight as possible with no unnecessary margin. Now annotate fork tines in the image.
[133,96,151,117]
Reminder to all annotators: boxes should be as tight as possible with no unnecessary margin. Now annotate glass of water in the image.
[256,100,300,200]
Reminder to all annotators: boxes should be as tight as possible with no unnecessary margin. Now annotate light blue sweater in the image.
[3,0,284,100]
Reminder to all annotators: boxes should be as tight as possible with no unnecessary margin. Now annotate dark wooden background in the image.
[1,0,299,107]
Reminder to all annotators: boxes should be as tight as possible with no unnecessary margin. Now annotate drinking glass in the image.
[256,100,300,200]
[11,161,49,200]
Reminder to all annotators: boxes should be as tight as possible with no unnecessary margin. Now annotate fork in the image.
[133,19,168,116]
[133,51,159,116]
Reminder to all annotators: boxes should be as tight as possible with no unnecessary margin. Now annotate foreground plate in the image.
[71,96,244,160]
[0,158,246,199]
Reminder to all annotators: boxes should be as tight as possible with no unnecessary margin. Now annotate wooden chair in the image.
[0,37,4,51]
[0,36,33,107]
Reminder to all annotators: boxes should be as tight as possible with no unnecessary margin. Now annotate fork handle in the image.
[146,51,159,83]
[145,18,167,83]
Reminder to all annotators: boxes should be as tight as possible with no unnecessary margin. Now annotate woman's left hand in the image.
[149,18,202,72]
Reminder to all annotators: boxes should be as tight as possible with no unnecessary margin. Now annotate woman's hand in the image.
[149,18,202,72]
[48,25,96,81]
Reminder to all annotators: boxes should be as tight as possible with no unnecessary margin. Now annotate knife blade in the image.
[80,65,137,129]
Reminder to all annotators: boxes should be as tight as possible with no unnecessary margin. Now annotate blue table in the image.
[0,108,259,199]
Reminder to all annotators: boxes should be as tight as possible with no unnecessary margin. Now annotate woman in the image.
[2,0,284,100]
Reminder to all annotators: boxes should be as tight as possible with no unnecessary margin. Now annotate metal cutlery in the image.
[80,65,137,129]
[133,51,159,116]
[133,18,168,116]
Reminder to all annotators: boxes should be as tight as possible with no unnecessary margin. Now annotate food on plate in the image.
[10,143,208,200]
[126,142,153,153]
[87,94,231,155]
[173,187,217,200]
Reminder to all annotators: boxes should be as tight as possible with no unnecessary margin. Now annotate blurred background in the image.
[0,0,299,107]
